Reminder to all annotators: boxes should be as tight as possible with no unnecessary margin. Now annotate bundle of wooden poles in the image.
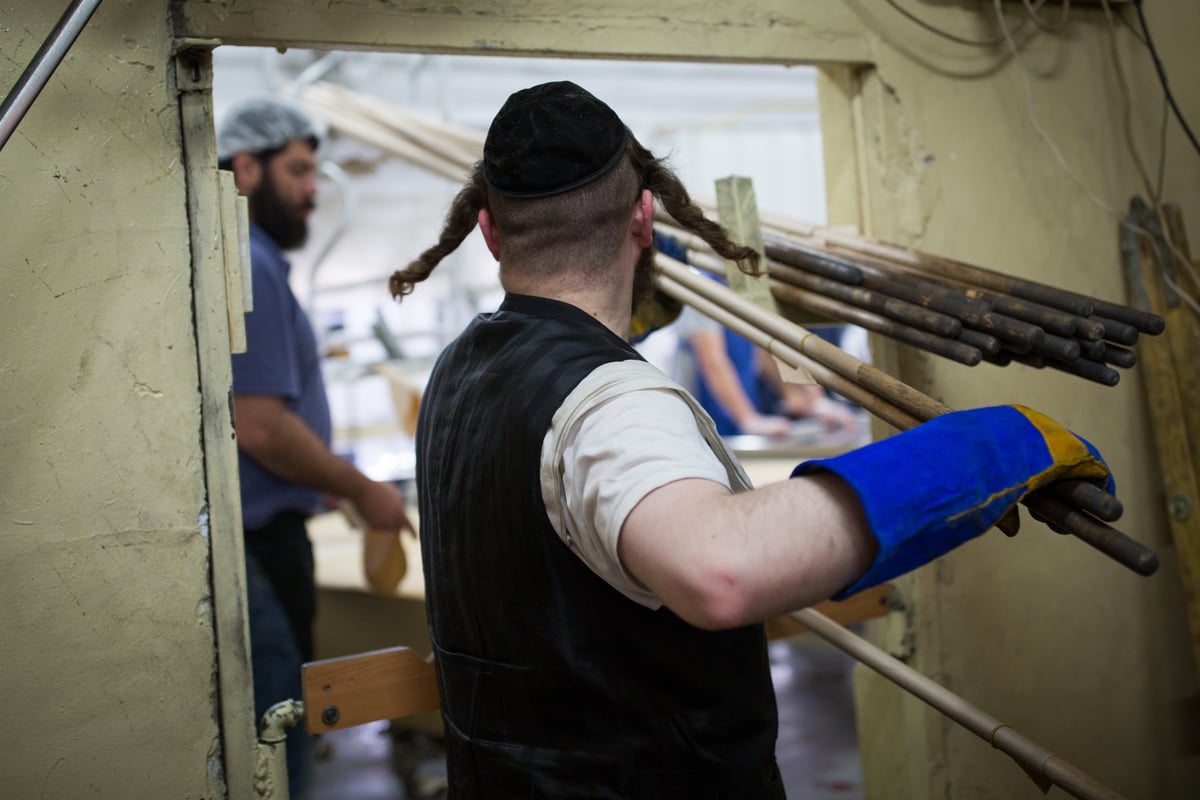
[660,213,1165,387]
[298,81,1150,800]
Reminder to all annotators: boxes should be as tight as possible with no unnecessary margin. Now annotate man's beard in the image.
[251,169,312,251]
[630,245,660,314]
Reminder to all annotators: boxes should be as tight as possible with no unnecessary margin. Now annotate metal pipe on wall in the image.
[0,0,103,152]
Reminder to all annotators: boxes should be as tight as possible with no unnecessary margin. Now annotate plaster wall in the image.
[0,0,1194,797]
[836,4,1200,798]
[0,2,223,797]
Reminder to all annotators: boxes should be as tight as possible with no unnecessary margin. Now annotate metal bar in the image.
[0,0,104,152]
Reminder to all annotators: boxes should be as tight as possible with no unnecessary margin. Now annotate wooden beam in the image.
[765,584,891,639]
[175,0,871,64]
[302,647,440,733]
[175,44,259,799]
[1123,200,1200,676]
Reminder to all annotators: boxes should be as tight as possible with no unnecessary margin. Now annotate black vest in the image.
[418,294,783,799]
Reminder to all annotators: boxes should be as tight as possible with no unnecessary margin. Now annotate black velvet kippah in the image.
[483,81,628,199]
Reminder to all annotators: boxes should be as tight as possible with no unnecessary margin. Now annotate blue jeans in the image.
[245,533,315,797]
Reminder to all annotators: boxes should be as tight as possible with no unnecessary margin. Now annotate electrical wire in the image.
[996,0,1200,317]
[1098,0,1155,203]
[1101,0,1200,311]
[1154,91,1168,206]
[1133,0,1200,159]
[1104,0,1167,203]
[1111,3,1149,48]
[884,0,1046,47]
[993,0,1127,224]
[892,0,1198,314]
[1021,0,1071,34]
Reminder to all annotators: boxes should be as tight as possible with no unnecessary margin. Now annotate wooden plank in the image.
[715,176,816,384]
[765,584,891,639]
[217,170,247,354]
[1160,205,1200,478]
[1124,207,1200,676]
[302,647,441,734]
[176,45,259,799]
[175,0,871,64]
[715,176,776,313]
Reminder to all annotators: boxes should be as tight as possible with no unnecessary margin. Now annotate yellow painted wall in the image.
[837,4,1199,798]
[0,2,224,797]
[1,1,1195,797]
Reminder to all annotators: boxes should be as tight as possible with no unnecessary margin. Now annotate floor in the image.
[301,638,864,800]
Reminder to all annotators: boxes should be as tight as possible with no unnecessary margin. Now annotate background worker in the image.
[217,97,412,797]
[673,302,858,437]
[389,81,1116,798]
[651,233,856,438]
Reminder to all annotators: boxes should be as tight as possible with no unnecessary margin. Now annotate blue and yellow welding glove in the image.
[793,405,1113,598]
[629,232,687,344]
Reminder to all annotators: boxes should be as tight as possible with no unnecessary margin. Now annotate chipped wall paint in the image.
[1,1,1196,797]
[836,4,1200,798]
[0,1,223,797]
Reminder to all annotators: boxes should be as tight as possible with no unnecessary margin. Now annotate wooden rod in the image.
[820,240,1087,339]
[1088,297,1167,335]
[1023,494,1156,575]
[1100,344,1136,369]
[655,257,1154,575]
[1045,356,1121,387]
[958,328,1003,357]
[767,261,963,338]
[655,275,921,431]
[1035,332,1082,362]
[851,267,1049,351]
[1076,338,1107,361]
[972,291,1079,338]
[769,279,982,367]
[765,240,1050,351]
[791,608,1129,800]
[658,256,953,422]
[762,236,864,284]
[768,220,1103,317]
[1091,316,1140,346]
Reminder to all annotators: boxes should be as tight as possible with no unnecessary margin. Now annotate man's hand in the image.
[791,404,1115,598]
[350,479,413,533]
[738,412,793,438]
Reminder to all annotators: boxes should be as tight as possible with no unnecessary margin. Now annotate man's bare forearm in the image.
[235,395,368,501]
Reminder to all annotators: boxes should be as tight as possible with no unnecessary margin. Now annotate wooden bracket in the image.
[302,646,440,734]
[765,583,892,640]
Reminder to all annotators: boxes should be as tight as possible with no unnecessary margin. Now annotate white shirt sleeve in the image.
[541,361,751,608]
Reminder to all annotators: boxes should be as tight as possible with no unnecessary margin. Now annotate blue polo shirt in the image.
[232,224,332,530]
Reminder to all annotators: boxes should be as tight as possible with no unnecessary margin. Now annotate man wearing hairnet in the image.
[218,97,411,796]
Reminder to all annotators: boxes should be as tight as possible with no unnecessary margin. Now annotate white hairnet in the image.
[216,97,323,162]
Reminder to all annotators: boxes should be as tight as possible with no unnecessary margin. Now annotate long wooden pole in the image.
[768,278,985,367]
[656,272,922,431]
[791,608,1128,800]
[754,208,1165,335]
